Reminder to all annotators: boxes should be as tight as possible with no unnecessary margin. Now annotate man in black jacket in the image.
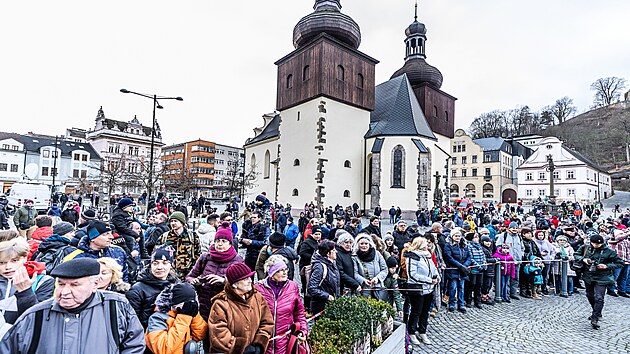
[392,220,411,252]
[145,213,170,254]
[335,231,362,294]
[362,216,381,238]
[520,228,542,298]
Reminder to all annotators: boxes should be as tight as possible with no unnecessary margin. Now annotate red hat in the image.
[226,262,255,284]
[25,199,34,204]
[215,221,233,243]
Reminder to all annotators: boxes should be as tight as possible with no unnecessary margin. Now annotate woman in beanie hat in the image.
[383,232,399,261]
[96,257,130,293]
[162,211,201,280]
[534,230,555,295]
[255,255,308,354]
[186,222,243,320]
[298,224,322,310]
[146,283,208,354]
[352,233,388,300]
[126,245,180,328]
[208,262,274,354]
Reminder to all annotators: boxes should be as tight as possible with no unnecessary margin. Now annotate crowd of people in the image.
[0,191,629,353]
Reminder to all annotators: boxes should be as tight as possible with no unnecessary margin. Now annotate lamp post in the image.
[120,89,182,216]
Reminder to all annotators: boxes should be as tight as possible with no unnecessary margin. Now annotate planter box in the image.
[373,321,406,354]
[352,333,371,354]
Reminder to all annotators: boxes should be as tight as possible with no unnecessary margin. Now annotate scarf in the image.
[208,244,237,264]
[357,247,376,262]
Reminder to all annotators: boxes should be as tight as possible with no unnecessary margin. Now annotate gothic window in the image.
[264,150,270,179]
[343,190,351,198]
[344,160,351,168]
[286,74,293,89]
[357,73,364,88]
[337,65,345,81]
[445,111,449,121]
[292,189,299,196]
[294,159,300,166]
[391,145,405,188]
[303,66,310,81]
[433,105,438,118]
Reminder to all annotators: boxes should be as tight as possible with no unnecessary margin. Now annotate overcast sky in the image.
[1,0,629,147]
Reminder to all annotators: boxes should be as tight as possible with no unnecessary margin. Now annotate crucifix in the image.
[433,171,443,207]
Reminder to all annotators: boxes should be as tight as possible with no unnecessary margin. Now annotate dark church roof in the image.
[293,0,361,49]
[244,114,281,146]
[365,74,436,140]
[391,58,443,90]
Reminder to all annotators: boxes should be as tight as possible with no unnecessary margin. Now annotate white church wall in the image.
[244,139,279,202]
[376,137,419,213]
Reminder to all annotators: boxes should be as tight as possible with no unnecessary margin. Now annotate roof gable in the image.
[244,114,281,146]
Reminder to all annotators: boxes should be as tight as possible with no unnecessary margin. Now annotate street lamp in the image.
[120,89,183,215]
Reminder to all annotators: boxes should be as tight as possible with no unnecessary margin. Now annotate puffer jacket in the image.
[110,207,137,254]
[335,245,361,292]
[308,251,341,302]
[406,250,438,295]
[574,244,624,285]
[145,309,207,354]
[126,268,180,328]
[208,284,274,354]
[0,272,55,325]
[493,248,516,278]
[255,279,308,354]
[30,226,53,241]
[443,240,472,280]
[481,244,497,277]
[0,291,145,354]
[185,248,243,320]
[65,236,129,282]
[352,248,388,298]
[256,245,298,281]
[467,242,487,274]
[297,236,318,269]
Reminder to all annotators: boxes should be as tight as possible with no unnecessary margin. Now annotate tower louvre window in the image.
[357,73,364,88]
[286,74,293,89]
[303,66,310,81]
[337,65,345,81]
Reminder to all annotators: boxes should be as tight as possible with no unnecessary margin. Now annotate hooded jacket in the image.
[254,279,308,354]
[0,291,145,354]
[308,251,341,302]
[145,309,207,354]
[208,284,274,354]
[66,236,129,282]
[574,244,624,285]
[406,249,438,295]
[335,244,361,292]
[493,248,516,278]
[443,239,472,280]
[126,268,180,328]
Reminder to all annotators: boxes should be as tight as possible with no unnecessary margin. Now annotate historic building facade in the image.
[243,1,455,216]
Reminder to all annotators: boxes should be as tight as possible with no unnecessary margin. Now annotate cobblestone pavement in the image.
[412,292,630,354]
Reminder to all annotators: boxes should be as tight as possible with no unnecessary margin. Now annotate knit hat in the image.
[462,223,472,231]
[53,221,75,236]
[508,222,519,229]
[215,222,233,243]
[480,235,492,243]
[590,234,605,244]
[81,209,97,221]
[87,220,112,240]
[383,233,394,243]
[268,232,286,248]
[267,259,288,278]
[151,245,175,263]
[117,198,135,209]
[170,283,197,305]
[311,225,322,235]
[169,211,186,226]
[24,199,34,204]
[478,227,490,235]
[226,262,255,284]
[465,232,477,241]
[386,256,398,268]
[555,235,568,242]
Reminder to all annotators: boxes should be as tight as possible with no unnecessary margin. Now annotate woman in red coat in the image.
[255,255,308,354]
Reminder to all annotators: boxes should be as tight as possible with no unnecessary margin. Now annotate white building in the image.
[243,1,456,216]
[516,137,612,204]
[212,143,245,198]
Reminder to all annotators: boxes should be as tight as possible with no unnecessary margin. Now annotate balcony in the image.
[484,175,492,181]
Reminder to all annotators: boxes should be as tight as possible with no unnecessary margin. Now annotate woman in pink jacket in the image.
[255,255,308,354]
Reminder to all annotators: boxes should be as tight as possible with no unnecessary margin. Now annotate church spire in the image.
[404,1,427,61]
[414,0,418,21]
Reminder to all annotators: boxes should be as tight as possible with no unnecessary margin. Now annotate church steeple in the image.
[404,1,427,61]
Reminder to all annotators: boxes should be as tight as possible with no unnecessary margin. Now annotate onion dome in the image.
[293,0,361,49]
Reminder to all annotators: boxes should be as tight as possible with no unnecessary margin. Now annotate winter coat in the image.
[495,232,524,264]
[126,268,180,328]
[493,249,516,278]
[481,245,498,277]
[382,274,403,311]
[467,242,487,274]
[352,249,388,298]
[145,309,207,354]
[30,226,52,241]
[552,243,576,276]
[406,250,438,295]
[47,206,62,217]
[208,284,274,354]
[242,222,270,263]
[363,224,381,238]
[534,238,556,263]
[163,228,201,280]
[574,244,624,286]
[0,273,55,325]
[185,249,243,320]
[65,236,129,282]
[33,234,75,273]
[255,279,308,354]
[110,207,137,253]
[297,236,319,269]
[60,208,79,225]
[256,245,298,281]
[308,251,341,302]
[522,238,542,262]
[335,245,361,292]
[284,223,299,246]
[145,222,170,254]
[197,224,216,254]
[13,206,36,229]
[0,291,145,354]
[392,230,411,254]
[443,240,472,280]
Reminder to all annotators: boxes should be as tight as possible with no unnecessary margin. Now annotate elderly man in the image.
[0,258,145,353]
[13,199,37,238]
[63,220,129,282]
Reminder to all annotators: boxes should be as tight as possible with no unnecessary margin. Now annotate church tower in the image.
[391,4,456,138]
[273,0,379,208]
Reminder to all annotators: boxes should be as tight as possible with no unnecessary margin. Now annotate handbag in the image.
[286,323,312,354]
[569,245,589,272]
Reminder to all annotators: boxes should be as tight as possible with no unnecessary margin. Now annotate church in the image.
[243,0,456,217]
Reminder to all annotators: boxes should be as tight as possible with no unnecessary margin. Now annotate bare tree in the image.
[591,77,627,107]
[222,154,257,200]
[548,96,577,124]
[91,155,128,199]
[468,110,508,138]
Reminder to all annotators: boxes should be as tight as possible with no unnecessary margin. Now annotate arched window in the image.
[465,183,476,198]
[294,159,300,166]
[483,183,494,198]
[292,189,299,196]
[344,160,351,168]
[450,184,459,197]
[343,190,351,198]
[391,145,405,188]
[286,74,293,89]
[303,66,310,81]
[337,65,345,81]
[357,73,364,89]
[250,153,256,171]
[445,111,449,121]
[433,105,438,118]
[264,150,270,179]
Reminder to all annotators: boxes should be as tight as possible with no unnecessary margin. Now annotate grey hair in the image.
[264,254,288,274]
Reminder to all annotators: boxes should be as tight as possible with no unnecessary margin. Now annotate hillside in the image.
[542,101,630,170]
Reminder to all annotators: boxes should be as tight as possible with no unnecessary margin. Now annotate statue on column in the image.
[433,172,443,207]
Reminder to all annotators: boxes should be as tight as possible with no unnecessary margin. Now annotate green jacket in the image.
[383,274,403,311]
[13,206,36,229]
[574,244,624,285]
